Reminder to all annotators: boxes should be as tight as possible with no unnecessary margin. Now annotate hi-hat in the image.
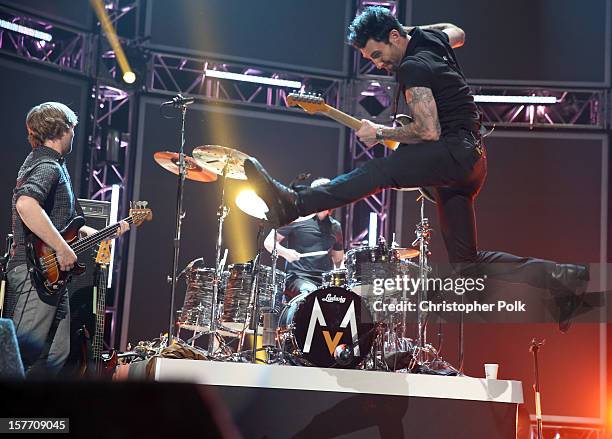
[153,151,217,182]
[192,145,250,180]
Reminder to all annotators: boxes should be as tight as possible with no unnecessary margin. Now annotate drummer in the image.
[264,178,344,307]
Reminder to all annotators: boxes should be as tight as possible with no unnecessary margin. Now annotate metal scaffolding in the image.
[149,52,344,113]
[0,6,89,74]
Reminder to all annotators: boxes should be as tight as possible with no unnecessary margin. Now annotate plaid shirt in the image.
[7,146,78,271]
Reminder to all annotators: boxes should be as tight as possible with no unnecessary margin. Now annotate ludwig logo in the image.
[303,298,359,356]
[321,293,346,303]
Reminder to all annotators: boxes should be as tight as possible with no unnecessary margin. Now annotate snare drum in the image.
[277,286,374,368]
[321,268,349,288]
[221,262,286,334]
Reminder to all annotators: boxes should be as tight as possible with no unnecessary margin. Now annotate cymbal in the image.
[153,151,217,182]
[395,247,420,259]
[192,145,250,180]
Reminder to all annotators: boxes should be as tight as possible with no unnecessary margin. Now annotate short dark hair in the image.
[347,6,406,48]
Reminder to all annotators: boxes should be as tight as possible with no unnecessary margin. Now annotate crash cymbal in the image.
[395,247,420,259]
[153,151,218,182]
[192,145,250,180]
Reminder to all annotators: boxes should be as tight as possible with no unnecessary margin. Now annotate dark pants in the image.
[9,264,70,377]
[298,131,556,289]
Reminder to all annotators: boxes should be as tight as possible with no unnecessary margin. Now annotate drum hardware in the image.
[412,194,433,365]
[243,222,267,362]
[208,159,232,355]
[157,95,196,345]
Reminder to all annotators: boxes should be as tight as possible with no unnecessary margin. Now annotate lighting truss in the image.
[0,7,88,73]
[351,80,607,130]
[85,0,141,350]
[149,52,343,112]
[472,86,606,130]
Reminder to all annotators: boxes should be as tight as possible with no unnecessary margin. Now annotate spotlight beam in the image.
[90,0,135,84]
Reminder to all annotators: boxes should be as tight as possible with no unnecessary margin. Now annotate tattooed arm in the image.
[356,87,441,146]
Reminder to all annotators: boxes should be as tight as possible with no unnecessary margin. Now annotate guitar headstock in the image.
[95,240,112,265]
[129,201,153,227]
[287,92,328,114]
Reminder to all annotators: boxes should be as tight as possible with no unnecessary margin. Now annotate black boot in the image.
[550,264,589,333]
[244,158,301,227]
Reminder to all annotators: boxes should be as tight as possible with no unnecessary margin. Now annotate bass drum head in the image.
[279,287,374,369]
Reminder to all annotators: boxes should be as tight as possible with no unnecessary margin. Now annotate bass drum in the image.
[278,287,374,369]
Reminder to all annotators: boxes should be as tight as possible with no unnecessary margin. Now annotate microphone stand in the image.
[530,339,545,439]
[164,95,192,346]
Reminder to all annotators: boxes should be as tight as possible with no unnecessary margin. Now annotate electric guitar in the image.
[286,92,413,151]
[26,201,152,296]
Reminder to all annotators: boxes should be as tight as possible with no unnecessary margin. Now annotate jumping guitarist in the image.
[6,102,129,378]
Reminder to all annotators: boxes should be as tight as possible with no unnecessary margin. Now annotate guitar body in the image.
[26,203,151,296]
[26,216,87,296]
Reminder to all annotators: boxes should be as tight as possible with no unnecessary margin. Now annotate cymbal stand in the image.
[412,195,432,364]
[166,100,190,345]
[207,160,231,355]
[262,228,281,351]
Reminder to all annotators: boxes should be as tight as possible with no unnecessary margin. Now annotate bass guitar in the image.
[26,201,152,296]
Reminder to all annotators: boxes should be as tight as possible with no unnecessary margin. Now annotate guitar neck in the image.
[93,265,107,367]
[320,104,399,151]
[322,105,362,131]
[71,216,134,256]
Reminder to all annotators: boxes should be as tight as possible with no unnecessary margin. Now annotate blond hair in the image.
[25,102,78,148]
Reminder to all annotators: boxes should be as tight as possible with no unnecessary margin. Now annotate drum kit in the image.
[153,96,458,373]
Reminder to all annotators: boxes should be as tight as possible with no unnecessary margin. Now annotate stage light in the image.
[90,0,135,87]
[473,95,557,104]
[0,18,52,42]
[368,212,377,247]
[205,69,302,89]
[235,189,268,220]
[122,71,136,84]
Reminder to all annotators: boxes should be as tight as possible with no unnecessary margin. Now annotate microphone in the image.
[161,94,195,108]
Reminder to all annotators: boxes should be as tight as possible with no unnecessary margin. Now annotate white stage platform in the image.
[119,358,523,438]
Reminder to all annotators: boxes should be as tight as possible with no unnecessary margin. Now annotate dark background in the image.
[0,57,89,246]
[1,0,94,30]
[410,0,609,85]
[144,0,351,76]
